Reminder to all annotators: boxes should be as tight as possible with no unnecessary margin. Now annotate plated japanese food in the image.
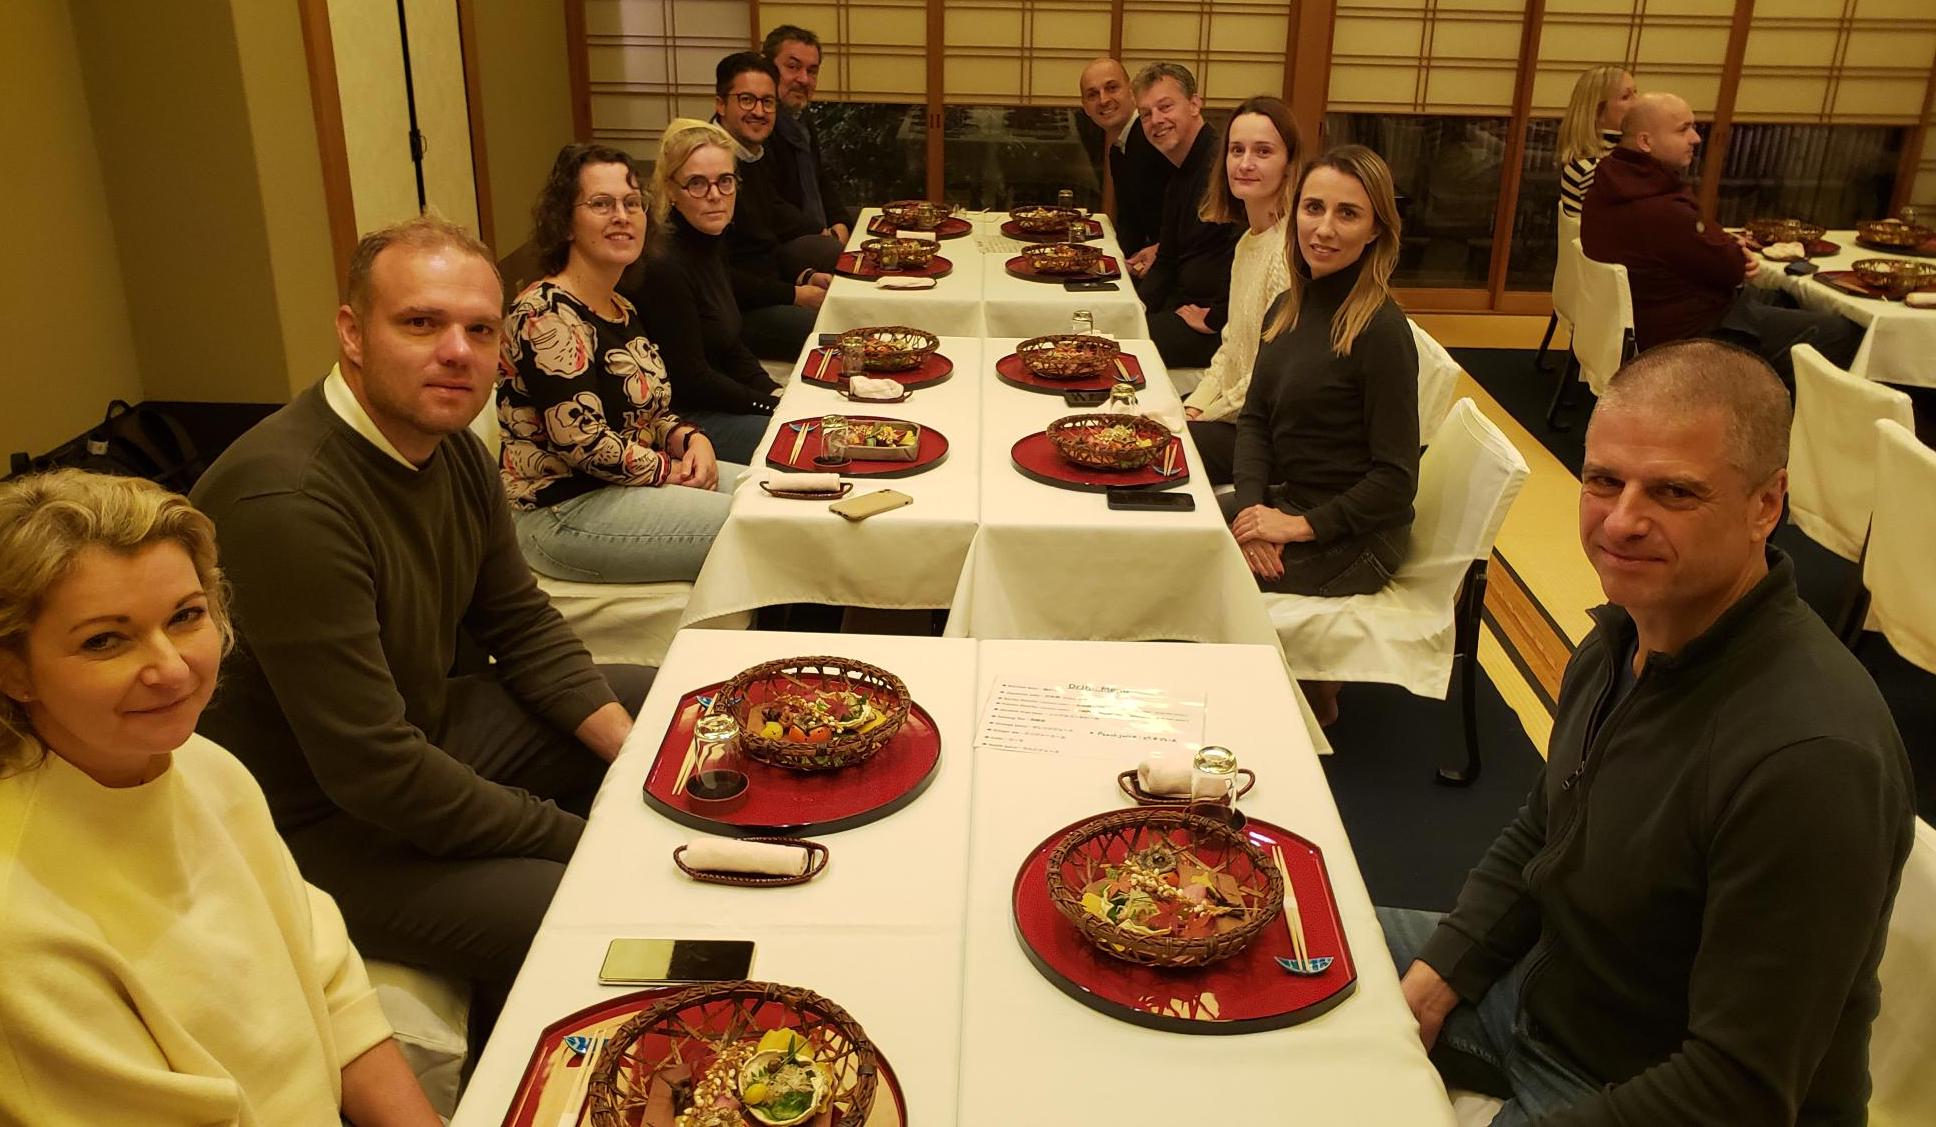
[1014,333,1121,380]
[843,420,921,461]
[1009,204,1082,233]
[858,237,938,270]
[1851,257,1936,299]
[666,1029,832,1127]
[724,656,912,771]
[751,688,890,744]
[881,199,955,230]
[1019,242,1105,275]
[1045,413,1172,471]
[835,326,939,372]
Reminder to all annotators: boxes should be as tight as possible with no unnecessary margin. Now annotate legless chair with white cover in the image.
[1547,236,1633,430]
[1788,343,1914,561]
[1871,816,1936,1126]
[1859,420,1936,675]
[1411,319,1460,441]
[1263,398,1530,784]
[1534,204,1583,372]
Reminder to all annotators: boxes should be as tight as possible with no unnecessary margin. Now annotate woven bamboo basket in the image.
[1745,217,1826,246]
[859,237,939,270]
[1009,204,1081,233]
[1020,242,1105,275]
[1047,809,1283,968]
[881,199,953,230]
[723,655,911,771]
[1857,218,1932,249]
[1015,333,1120,379]
[586,981,880,1127]
[1046,413,1173,471]
[1852,258,1936,299]
[834,326,940,372]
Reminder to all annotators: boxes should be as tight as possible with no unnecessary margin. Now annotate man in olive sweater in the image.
[194,217,652,1002]
[1382,340,1912,1125]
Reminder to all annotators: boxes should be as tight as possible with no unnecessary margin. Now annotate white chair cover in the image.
[1872,817,1936,1125]
[469,395,500,459]
[1265,398,1530,698]
[536,574,746,669]
[1551,205,1583,332]
[365,959,469,1119]
[1864,420,1936,674]
[1570,237,1633,395]
[1410,319,1460,441]
[1789,345,1915,562]
[1168,366,1208,398]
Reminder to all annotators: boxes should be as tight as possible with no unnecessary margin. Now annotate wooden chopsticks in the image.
[1271,845,1310,969]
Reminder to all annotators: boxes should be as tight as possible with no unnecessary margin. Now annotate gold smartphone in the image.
[596,938,755,985]
[829,488,913,521]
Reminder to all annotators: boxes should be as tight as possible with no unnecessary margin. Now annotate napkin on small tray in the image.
[1762,240,1806,262]
[681,837,810,877]
[765,472,843,494]
[1906,291,1936,309]
[876,276,937,290]
[848,375,906,400]
[1136,755,1192,796]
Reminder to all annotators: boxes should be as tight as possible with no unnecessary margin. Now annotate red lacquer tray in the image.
[763,416,949,478]
[642,683,942,836]
[497,986,910,1127]
[994,351,1145,395]
[1004,254,1122,282]
[869,214,972,239]
[1000,218,1104,242]
[1854,236,1936,259]
[800,348,955,389]
[834,252,954,280]
[1012,814,1357,1034]
[1009,430,1188,493]
[1815,270,1936,302]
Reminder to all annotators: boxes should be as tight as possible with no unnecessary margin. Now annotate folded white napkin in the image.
[1137,755,1193,796]
[1763,241,1806,261]
[876,276,937,290]
[847,375,905,400]
[682,837,810,877]
[1134,401,1187,432]
[897,229,938,243]
[1906,291,1936,309]
[765,472,842,494]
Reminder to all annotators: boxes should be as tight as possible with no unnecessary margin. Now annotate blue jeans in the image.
[681,409,773,467]
[1379,906,1599,1126]
[512,466,745,584]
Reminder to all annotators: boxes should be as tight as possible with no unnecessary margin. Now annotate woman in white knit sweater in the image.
[1184,95,1305,484]
[0,471,438,1126]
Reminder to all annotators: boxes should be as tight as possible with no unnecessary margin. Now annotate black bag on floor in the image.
[7,400,207,491]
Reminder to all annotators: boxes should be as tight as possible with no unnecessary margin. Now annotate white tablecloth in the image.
[957,639,1454,1125]
[946,337,1281,650]
[680,338,986,628]
[1748,230,1936,388]
[817,208,989,337]
[975,213,1150,341]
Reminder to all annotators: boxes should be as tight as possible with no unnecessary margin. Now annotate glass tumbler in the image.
[1071,309,1095,336]
[1188,745,1240,823]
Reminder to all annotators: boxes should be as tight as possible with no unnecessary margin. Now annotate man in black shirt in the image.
[1133,62,1238,368]
[713,52,839,360]
[1078,57,1169,262]
[762,25,855,241]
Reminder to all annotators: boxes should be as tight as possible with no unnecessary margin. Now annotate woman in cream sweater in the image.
[0,470,438,1126]
[1184,95,1304,485]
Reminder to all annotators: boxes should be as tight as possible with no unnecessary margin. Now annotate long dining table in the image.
[1746,228,1936,388]
[448,629,1456,1126]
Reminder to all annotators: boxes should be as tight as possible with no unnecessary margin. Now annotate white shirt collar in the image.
[323,365,418,471]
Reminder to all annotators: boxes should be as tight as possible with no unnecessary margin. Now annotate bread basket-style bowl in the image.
[1009,204,1082,234]
[1015,334,1122,380]
[1851,257,1936,299]
[1745,217,1826,246]
[834,325,940,372]
[880,199,954,230]
[1046,808,1284,969]
[1045,413,1173,471]
[859,237,939,270]
[1858,218,1934,249]
[722,655,911,771]
[1019,241,1105,275]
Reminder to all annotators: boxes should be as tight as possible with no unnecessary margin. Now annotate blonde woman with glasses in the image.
[620,118,781,466]
[1183,94,1304,485]
[1229,145,1419,725]
[1558,65,1637,218]
[500,142,745,584]
[0,471,439,1126]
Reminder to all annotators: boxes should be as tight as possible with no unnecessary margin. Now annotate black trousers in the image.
[1186,418,1238,486]
[1711,286,1863,390]
[1148,307,1223,368]
[1217,486,1408,596]
[284,664,654,1002]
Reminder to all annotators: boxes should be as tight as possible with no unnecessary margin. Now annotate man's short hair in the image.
[717,51,780,98]
[1131,62,1197,100]
[761,24,820,60]
[1592,339,1792,486]
[345,215,498,317]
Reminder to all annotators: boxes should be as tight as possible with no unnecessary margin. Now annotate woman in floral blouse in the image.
[500,143,745,583]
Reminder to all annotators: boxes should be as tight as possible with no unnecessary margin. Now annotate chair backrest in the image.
[1863,419,1936,674]
[470,384,501,459]
[1570,236,1634,395]
[1408,398,1531,567]
[1789,344,1914,562]
[1871,817,1936,1124]
[1552,204,1584,326]
[1409,319,1459,442]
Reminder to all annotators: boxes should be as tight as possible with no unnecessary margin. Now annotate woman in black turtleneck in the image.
[622,119,781,465]
[1229,145,1419,721]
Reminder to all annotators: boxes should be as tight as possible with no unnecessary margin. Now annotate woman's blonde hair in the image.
[1559,65,1630,166]
[649,118,739,233]
[1263,144,1401,356]
[0,470,232,772]
[1199,96,1305,227]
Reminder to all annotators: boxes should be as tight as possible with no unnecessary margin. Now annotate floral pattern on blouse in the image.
[498,282,690,510]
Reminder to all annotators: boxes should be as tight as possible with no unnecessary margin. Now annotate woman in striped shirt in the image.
[1558,65,1637,217]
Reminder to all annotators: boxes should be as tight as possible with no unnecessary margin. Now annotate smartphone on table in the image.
[597,938,756,985]
[1107,488,1195,512]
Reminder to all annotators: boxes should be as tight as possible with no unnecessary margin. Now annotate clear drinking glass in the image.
[1188,745,1240,823]
[1057,187,1075,211]
[1070,309,1094,335]
[819,414,849,462]
[840,337,867,381]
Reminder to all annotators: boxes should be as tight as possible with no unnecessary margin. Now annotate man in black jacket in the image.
[713,52,839,361]
[1132,62,1238,368]
[1383,340,1913,1125]
[762,25,855,241]
[1078,57,1169,261]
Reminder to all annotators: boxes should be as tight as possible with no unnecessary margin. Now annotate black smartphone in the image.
[1785,260,1819,276]
[597,938,756,985]
[1064,279,1120,292]
[1063,388,1110,407]
[1107,488,1195,511]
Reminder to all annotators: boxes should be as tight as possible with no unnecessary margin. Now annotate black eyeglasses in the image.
[577,194,645,217]
[732,92,778,112]
[680,174,739,199]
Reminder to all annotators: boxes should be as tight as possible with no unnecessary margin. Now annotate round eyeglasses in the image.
[680,174,739,199]
[577,194,645,217]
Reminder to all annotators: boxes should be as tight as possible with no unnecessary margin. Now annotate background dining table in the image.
[1747,229,1936,388]
[817,209,991,337]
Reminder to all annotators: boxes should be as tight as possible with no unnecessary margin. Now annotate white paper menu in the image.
[977,677,1206,760]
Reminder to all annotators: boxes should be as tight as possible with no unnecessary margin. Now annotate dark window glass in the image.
[940,104,1106,211]
[1324,113,1509,289]
[807,102,928,206]
[1712,124,1904,228]
[1505,118,1562,292]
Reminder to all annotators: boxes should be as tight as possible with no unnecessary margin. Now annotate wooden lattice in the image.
[1015,334,1120,380]
[834,326,940,373]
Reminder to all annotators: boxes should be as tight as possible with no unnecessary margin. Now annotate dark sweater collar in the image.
[1587,545,1799,674]
[1595,145,1686,201]
[1299,254,1369,309]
